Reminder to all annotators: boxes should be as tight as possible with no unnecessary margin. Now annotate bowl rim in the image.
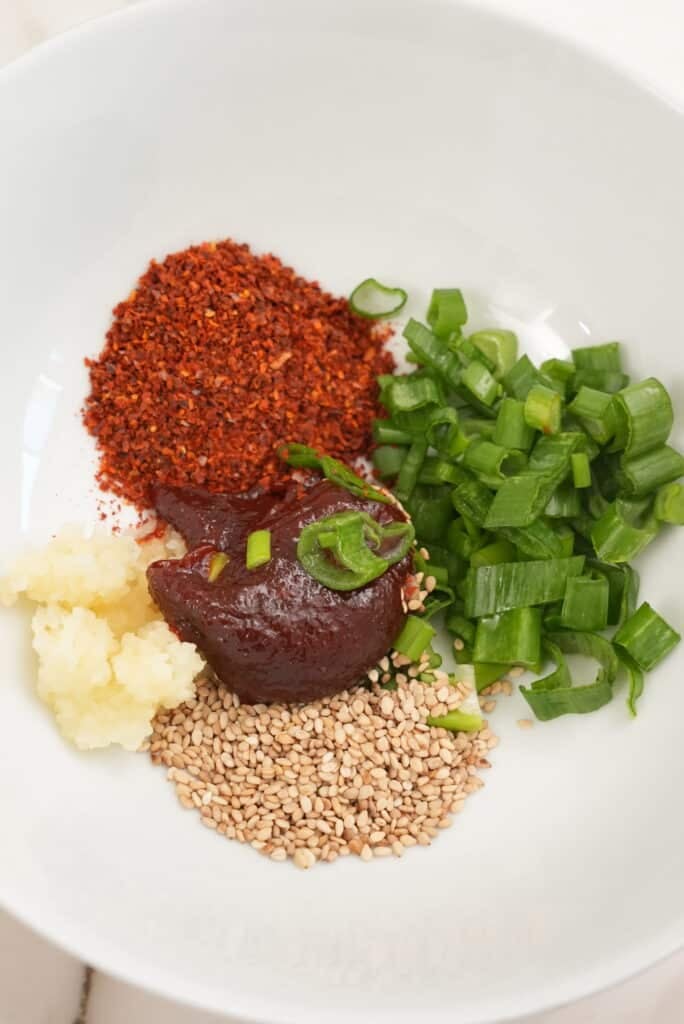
[1,0,683,1020]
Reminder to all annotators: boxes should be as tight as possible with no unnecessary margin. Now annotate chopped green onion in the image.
[560,573,609,631]
[574,368,630,393]
[587,560,639,626]
[461,359,500,407]
[545,480,582,518]
[406,485,453,542]
[617,445,684,497]
[621,650,645,718]
[463,439,526,487]
[571,452,591,488]
[349,278,408,319]
[451,335,497,373]
[445,611,476,646]
[372,445,406,479]
[297,511,413,591]
[394,440,427,505]
[567,386,617,444]
[427,288,467,338]
[464,555,584,617]
[383,375,443,415]
[393,614,436,662]
[520,632,617,720]
[654,481,684,524]
[468,329,518,378]
[372,421,414,445]
[524,384,562,435]
[417,456,464,487]
[473,607,542,667]
[613,602,681,671]
[591,497,659,562]
[427,708,483,732]
[425,406,469,458]
[611,377,674,457]
[403,319,461,387]
[572,341,622,372]
[207,551,229,582]
[503,355,545,401]
[540,358,575,397]
[279,443,391,504]
[470,538,517,568]
[485,433,583,528]
[494,397,535,451]
[246,530,271,570]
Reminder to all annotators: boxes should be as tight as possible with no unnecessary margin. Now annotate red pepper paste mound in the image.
[147,479,411,703]
[83,239,395,510]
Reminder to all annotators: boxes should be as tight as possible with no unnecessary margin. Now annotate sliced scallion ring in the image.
[349,278,408,320]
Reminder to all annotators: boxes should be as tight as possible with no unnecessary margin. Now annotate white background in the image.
[1,1,683,1022]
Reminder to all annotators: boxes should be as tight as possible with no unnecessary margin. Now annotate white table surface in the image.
[1,1,683,1021]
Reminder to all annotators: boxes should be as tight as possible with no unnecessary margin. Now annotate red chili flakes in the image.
[83,239,395,509]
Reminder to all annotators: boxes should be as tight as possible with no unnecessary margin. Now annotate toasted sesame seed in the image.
[150,673,495,867]
[453,638,465,651]
[517,718,534,729]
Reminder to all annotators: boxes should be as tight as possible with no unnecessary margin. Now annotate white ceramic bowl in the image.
[1,2,683,1022]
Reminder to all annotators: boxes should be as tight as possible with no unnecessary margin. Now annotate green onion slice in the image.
[613,601,681,671]
[494,397,535,451]
[473,606,542,667]
[464,555,584,617]
[297,510,414,591]
[245,530,271,570]
[427,288,467,338]
[207,551,229,582]
[620,650,645,718]
[393,614,436,661]
[654,481,684,524]
[617,445,684,498]
[591,497,659,563]
[587,559,639,627]
[524,384,562,435]
[349,278,408,319]
[520,632,618,721]
[560,572,609,631]
[611,377,674,458]
[279,443,391,504]
[470,329,518,378]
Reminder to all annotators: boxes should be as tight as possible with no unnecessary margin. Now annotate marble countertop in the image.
[1,2,683,1022]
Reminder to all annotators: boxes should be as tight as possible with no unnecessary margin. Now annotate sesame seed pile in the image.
[148,674,497,867]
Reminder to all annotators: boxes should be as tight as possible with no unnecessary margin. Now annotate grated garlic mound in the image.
[2,527,205,751]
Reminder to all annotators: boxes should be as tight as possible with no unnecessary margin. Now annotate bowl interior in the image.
[1,2,683,1022]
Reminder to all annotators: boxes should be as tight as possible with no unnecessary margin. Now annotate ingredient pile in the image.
[2,242,682,869]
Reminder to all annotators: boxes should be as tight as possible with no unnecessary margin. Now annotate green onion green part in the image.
[246,530,271,570]
[279,443,391,504]
[464,555,585,618]
[611,377,674,458]
[654,481,684,524]
[426,708,483,732]
[297,511,414,591]
[474,606,542,667]
[571,452,591,488]
[520,631,618,720]
[524,384,562,435]
[613,602,681,671]
[560,573,609,631]
[427,288,467,338]
[469,329,518,378]
[349,278,408,319]
[494,397,535,451]
[207,551,229,583]
[393,614,437,662]
[617,445,684,497]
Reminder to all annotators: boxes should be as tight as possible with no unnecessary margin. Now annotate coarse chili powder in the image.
[83,239,395,510]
